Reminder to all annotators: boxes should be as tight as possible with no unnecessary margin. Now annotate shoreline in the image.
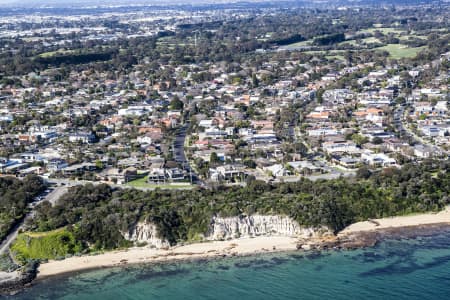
[36,236,300,279]
[36,241,301,282]
[5,207,450,287]
[338,207,450,235]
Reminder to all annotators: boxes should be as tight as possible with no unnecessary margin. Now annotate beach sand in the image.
[339,207,450,235]
[37,236,298,278]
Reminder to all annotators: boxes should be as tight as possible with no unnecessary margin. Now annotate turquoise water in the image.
[9,229,450,300]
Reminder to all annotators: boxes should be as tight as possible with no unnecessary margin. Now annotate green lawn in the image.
[275,40,424,61]
[280,40,312,50]
[374,44,426,59]
[326,54,345,61]
[126,176,193,189]
[339,40,359,46]
[126,176,149,187]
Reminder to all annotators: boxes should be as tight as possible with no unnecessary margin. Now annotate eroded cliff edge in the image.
[122,215,330,248]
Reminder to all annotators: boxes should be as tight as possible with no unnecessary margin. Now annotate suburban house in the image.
[361,151,397,168]
[68,132,96,144]
[322,141,360,154]
[209,164,246,182]
[97,167,138,184]
[263,164,291,177]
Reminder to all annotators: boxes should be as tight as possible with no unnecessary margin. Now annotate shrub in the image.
[11,228,82,264]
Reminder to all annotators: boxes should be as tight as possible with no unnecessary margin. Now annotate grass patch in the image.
[361,37,382,44]
[126,175,150,187]
[126,176,193,189]
[279,40,312,50]
[339,40,359,46]
[11,228,82,263]
[326,54,345,61]
[374,44,426,59]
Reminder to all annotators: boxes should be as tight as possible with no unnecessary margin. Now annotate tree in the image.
[251,73,259,88]
[169,96,184,111]
[395,97,406,105]
[372,137,383,145]
[351,134,368,146]
[95,160,104,169]
[243,159,257,169]
[356,166,372,179]
[209,152,221,166]
[316,88,325,104]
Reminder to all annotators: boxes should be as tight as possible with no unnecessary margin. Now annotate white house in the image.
[263,164,291,177]
[322,141,360,154]
[413,145,435,158]
[204,127,227,139]
[137,135,153,144]
[68,132,96,144]
[307,127,343,137]
[420,126,440,137]
[210,164,246,182]
[199,119,214,128]
[361,151,397,167]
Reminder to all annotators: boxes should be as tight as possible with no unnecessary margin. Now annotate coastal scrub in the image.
[10,228,82,264]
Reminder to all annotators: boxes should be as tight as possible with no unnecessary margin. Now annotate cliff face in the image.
[123,215,327,248]
[205,215,324,240]
[122,221,170,249]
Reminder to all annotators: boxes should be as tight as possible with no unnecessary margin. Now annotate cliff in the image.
[205,215,326,240]
[122,215,328,248]
[122,221,170,249]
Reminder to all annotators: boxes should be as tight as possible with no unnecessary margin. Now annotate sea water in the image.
[9,229,450,300]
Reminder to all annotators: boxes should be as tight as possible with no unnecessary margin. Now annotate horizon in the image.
[0,0,435,7]
[0,0,272,5]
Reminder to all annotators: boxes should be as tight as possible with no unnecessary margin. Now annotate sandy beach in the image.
[339,207,450,235]
[37,236,298,278]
